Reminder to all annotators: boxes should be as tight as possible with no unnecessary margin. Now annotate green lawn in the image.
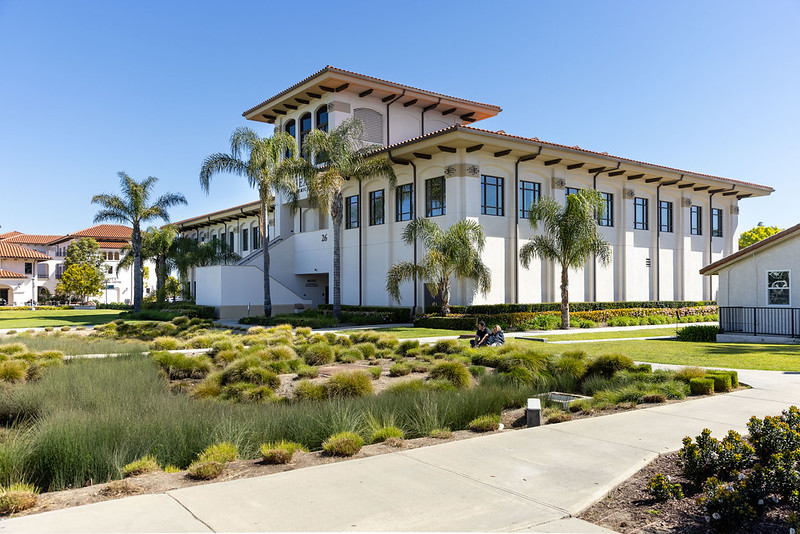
[370,327,473,339]
[516,338,800,371]
[537,327,681,341]
[0,309,122,329]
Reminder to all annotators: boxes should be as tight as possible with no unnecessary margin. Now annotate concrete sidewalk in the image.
[3,367,799,533]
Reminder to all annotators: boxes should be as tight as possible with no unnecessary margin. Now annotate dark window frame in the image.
[425,176,446,217]
[565,186,581,198]
[519,180,541,219]
[634,197,649,230]
[242,228,249,251]
[252,227,260,250]
[299,112,312,154]
[598,192,614,227]
[481,175,505,216]
[659,200,673,233]
[711,208,723,237]
[315,105,328,132]
[369,189,385,226]
[691,205,703,235]
[345,195,360,229]
[396,183,413,222]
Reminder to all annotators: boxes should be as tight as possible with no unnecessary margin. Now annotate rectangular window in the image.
[37,264,48,277]
[712,208,723,237]
[691,205,702,235]
[634,197,649,230]
[345,195,360,229]
[24,263,32,275]
[519,181,540,219]
[107,266,113,275]
[425,177,445,217]
[598,192,614,227]
[56,264,64,279]
[229,231,234,250]
[481,175,504,216]
[242,229,249,251]
[369,190,385,226]
[659,201,673,232]
[565,186,581,198]
[767,270,791,306]
[396,184,413,222]
[253,227,260,249]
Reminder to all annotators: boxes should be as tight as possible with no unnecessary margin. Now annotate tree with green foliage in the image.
[200,128,299,317]
[119,225,178,306]
[738,223,782,250]
[57,263,104,304]
[386,218,491,316]
[165,276,181,301]
[301,118,396,319]
[63,237,104,273]
[520,189,612,329]
[92,172,187,313]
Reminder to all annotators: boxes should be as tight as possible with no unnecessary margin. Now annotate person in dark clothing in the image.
[488,325,505,346]
[470,321,490,347]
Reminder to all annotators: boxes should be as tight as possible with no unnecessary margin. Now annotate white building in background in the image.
[179,66,774,319]
[0,224,153,305]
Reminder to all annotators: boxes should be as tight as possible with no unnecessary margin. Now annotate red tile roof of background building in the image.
[2,234,64,245]
[0,231,23,240]
[48,224,132,245]
[0,242,52,260]
[97,241,128,249]
[0,269,27,279]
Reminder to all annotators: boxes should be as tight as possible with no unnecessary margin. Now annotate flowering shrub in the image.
[699,470,768,532]
[646,473,684,501]
[679,429,754,486]
[747,410,800,463]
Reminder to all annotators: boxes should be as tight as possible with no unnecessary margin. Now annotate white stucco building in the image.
[0,224,153,305]
[701,223,800,342]
[180,66,774,319]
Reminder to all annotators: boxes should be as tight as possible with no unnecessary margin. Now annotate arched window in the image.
[299,112,312,154]
[284,119,296,158]
[353,108,383,145]
[316,105,328,132]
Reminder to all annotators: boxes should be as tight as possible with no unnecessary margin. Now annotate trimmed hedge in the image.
[677,325,720,342]
[689,377,715,395]
[426,300,715,315]
[318,305,413,324]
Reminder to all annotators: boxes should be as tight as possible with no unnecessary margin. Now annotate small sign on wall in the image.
[305,280,318,288]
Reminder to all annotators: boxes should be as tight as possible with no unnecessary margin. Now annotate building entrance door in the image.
[0,288,8,306]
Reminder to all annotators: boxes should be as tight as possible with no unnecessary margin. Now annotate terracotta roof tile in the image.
[243,66,501,117]
[70,224,132,239]
[2,234,64,245]
[0,242,52,260]
[97,241,128,249]
[0,231,23,240]
[370,124,773,193]
[0,269,26,279]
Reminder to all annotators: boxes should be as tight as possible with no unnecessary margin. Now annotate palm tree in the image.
[92,172,187,312]
[301,118,396,319]
[119,225,178,306]
[166,236,241,301]
[386,218,491,316]
[520,189,612,329]
[200,128,298,317]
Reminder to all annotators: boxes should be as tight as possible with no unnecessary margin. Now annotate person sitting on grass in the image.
[487,325,505,347]
[470,321,490,347]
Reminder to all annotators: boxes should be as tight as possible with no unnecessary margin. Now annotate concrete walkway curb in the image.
[3,366,799,533]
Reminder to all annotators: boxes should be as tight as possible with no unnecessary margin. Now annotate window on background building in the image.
[212,234,217,244]
[565,187,582,199]
[659,201,673,232]
[56,264,64,279]
[634,197,649,230]
[598,192,614,227]
[107,266,113,274]
[519,181,540,219]
[369,190,385,226]
[345,195,360,229]
[481,175,504,216]
[24,263,32,275]
[767,270,791,306]
[37,264,47,277]
[242,229,249,251]
[253,227,260,249]
[712,208,723,237]
[114,252,120,261]
[425,177,446,217]
[299,113,312,154]
[396,183,413,222]
[229,231,234,250]
[316,106,328,132]
[691,205,702,235]
[284,120,296,158]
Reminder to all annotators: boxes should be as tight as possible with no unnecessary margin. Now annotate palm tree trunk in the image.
[132,224,142,313]
[441,278,451,316]
[156,256,166,306]
[332,190,343,320]
[560,264,570,329]
[261,199,272,317]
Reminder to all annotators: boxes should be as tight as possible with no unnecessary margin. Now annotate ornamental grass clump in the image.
[302,343,335,366]
[322,431,364,457]
[469,414,501,432]
[0,361,27,383]
[294,379,327,401]
[152,351,212,380]
[370,425,403,443]
[151,336,183,350]
[198,442,238,463]
[397,339,420,356]
[0,344,25,356]
[353,342,377,359]
[429,361,472,389]
[587,353,635,377]
[325,370,374,398]
[260,441,306,464]
[389,363,411,377]
[367,365,382,380]
[187,461,224,480]
[0,483,39,514]
[122,455,161,477]
[646,473,684,501]
[221,357,280,389]
[296,364,319,379]
[430,428,452,439]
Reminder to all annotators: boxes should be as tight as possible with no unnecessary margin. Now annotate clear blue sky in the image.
[1,0,798,235]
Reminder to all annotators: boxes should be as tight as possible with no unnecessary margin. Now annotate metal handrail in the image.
[719,306,800,337]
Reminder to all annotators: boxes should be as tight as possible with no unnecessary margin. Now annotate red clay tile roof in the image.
[0,231,23,240]
[0,269,26,279]
[700,222,800,275]
[370,124,773,193]
[2,234,64,245]
[96,241,128,249]
[0,242,51,260]
[48,224,132,245]
[243,65,501,117]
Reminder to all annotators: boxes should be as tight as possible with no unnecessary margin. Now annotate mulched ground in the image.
[579,452,794,533]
